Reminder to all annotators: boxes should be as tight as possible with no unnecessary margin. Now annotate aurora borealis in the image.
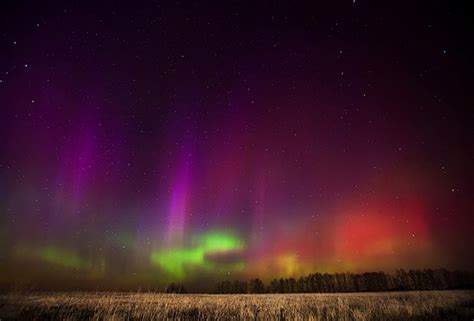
[151,230,245,279]
[0,2,473,291]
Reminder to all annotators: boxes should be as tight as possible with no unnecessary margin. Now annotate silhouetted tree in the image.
[166,283,187,293]
[268,279,280,293]
[249,278,265,293]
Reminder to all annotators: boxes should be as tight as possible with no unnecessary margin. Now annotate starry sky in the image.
[0,1,473,291]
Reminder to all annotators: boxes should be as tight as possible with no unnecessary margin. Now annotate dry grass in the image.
[0,290,473,320]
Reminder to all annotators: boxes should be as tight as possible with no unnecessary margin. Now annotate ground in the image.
[0,290,473,320]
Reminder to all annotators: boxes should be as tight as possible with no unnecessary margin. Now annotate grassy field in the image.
[0,290,473,320]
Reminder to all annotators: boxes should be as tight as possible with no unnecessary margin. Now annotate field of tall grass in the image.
[0,290,472,320]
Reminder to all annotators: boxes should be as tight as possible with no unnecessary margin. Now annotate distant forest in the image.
[210,269,474,294]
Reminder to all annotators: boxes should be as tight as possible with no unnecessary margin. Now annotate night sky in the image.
[0,1,473,291]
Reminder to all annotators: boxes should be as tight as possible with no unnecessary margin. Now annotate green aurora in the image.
[150,230,245,279]
[15,245,93,270]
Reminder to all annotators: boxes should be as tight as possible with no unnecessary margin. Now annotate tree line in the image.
[215,269,474,294]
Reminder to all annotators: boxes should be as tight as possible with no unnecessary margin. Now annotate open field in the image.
[0,290,473,320]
